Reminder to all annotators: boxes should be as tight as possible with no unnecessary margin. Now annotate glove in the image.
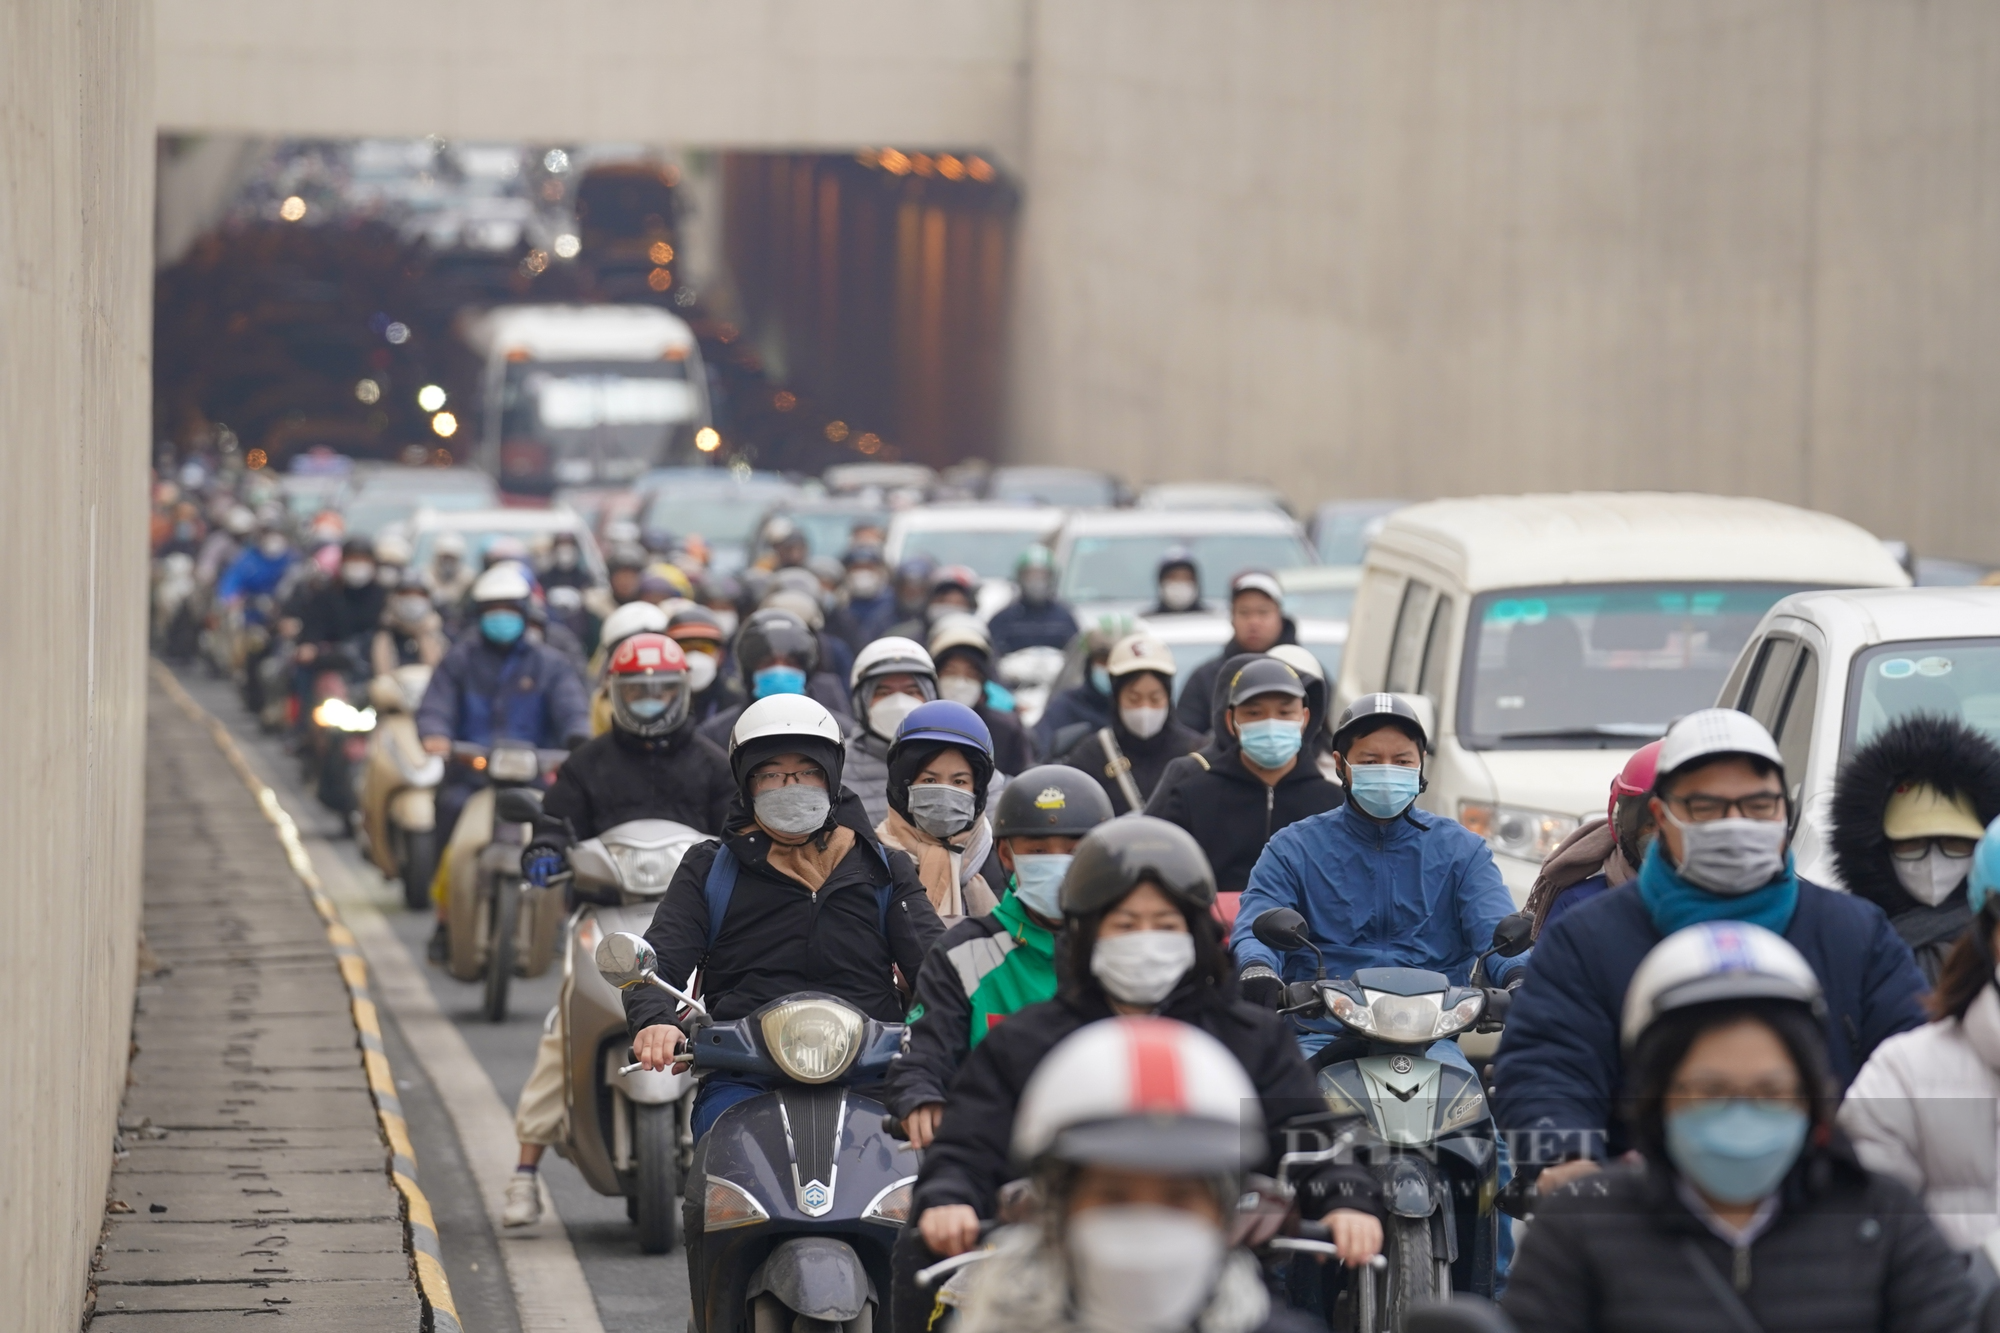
[522,847,564,888]
[1239,964,1286,1010]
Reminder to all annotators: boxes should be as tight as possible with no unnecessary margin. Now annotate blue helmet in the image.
[1968,814,2000,916]
[887,700,996,828]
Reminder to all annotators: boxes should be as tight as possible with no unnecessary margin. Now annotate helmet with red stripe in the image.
[606,633,689,737]
[1010,1016,1262,1173]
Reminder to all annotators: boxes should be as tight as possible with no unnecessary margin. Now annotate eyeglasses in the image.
[1890,836,1977,861]
[1667,791,1786,823]
[1666,1076,1805,1107]
[749,767,825,791]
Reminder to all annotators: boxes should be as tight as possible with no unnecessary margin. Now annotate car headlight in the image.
[1432,994,1485,1039]
[861,1177,915,1226]
[1438,1078,1488,1134]
[1458,801,1579,861]
[608,846,674,895]
[759,999,864,1084]
[704,1176,769,1231]
[489,746,539,783]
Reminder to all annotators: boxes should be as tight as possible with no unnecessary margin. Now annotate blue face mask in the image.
[625,698,668,720]
[1666,1100,1809,1205]
[1090,665,1112,696]
[1346,763,1420,818]
[480,609,525,645]
[1009,853,1072,921]
[753,664,808,698]
[1237,718,1304,769]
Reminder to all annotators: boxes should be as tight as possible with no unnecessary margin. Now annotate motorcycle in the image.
[443,740,568,1021]
[358,664,444,911]
[505,797,707,1253]
[299,641,374,830]
[1247,908,1532,1333]
[152,553,199,660]
[596,931,920,1333]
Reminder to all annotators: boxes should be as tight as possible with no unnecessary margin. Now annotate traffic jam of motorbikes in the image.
[150,443,2000,1333]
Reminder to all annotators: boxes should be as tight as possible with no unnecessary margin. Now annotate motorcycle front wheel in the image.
[400,829,439,913]
[1381,1215,1435,1331]
[483,876,519,1022]
[633,1100,679,1254]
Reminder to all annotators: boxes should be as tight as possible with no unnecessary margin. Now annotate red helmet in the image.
[607,633,690,736]
[1608,739,1665,819]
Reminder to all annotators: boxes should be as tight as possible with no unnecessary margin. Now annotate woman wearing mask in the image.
[1505,920,1971,1332]
[901,816,1383,1333]
[1147,549,1209,616]
[843,637,940,825]
[1059,633,1204,815]
[1830,714,2000,983]
[929,614,1037,776]
[1843,820,2000,1271]
[370,582,446,674]
[874,700,1007,926]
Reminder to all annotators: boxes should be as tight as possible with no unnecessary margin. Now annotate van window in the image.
[1743,636,1800,728]
[1346,570,1407,693]
[1773,646,1819,795]
[1457,581,1807,749]
[1842,638,2000,762]
[1418,596,1455,699]
[1386,581,1438,693]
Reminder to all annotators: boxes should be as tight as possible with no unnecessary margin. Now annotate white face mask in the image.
[938,676,984,708]
[1665,811,1790,896]
[1090,930,1195,1007]
[847,568,885,599]
[1067,1205,1224,1333]
[341,560,376,588]
[684,651,719,693]
[1159,578,1200,612]
[259,535,287,558]
[1120,705,1169,740]
[554,545,579,569]
[867,689,923,741]
[1893,844,1972,907]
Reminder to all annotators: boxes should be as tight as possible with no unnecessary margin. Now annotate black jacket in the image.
[300,583,387,649]
[1501,1145,1973,1333]
[1830,713,2000,983]
[536,719,736,846]
[626,791,944,1032]
[1145,744,1345,896]
[696,671,853,748]
[909,984,1381,1223]
[979,702,1038,777]
[1173,623,1298,733]
[1059,713,1207,816]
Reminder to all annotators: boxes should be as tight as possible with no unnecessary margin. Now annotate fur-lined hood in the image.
[1830,713,2000,916]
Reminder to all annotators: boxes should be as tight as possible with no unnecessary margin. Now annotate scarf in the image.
[761,824,857,892]
[1636,839,1799,937]
[876,810,996,921]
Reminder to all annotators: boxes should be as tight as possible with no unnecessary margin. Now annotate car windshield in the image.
[900,527,1057,578]
[1459,582,1806,748]
[411,525,582,571]
[990,470,1115,506]
[644,482,795,546]
[343,493,489,538]
[1844,639,2000,759]
[1061,532,1313,603]
[502,359,695,482]
[780,509,887,559]
[1314,505,1402,566]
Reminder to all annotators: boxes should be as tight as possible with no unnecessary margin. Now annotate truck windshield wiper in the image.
[1491,724,1666,743]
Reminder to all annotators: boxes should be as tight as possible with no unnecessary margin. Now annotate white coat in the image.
[1840,982,2000,1253]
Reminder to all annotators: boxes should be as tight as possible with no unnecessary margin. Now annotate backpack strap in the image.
[1097,726,1146,814]
[704,838,895,950]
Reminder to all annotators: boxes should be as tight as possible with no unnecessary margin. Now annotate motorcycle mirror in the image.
[1250,908,1312,953]
[595,931,660,989]
[1489,912,1534,959]
[494,788,544,824]
[1403,1296,1520,1333]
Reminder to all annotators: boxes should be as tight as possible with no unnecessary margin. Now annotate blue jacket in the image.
[988,598,1079,656]
[1492,879,1926,1166]
[1539,871,1612,937]
[216,547,292,600]
[415,635,590,754]
[1236,803,1524,989]
[1032,681,1112,757]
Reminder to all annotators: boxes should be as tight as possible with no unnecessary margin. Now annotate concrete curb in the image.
[153,662,463,1333]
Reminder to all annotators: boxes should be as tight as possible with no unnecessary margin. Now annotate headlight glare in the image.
[608,846,673,894]
[760,999,864,1084]
[489,746,539,783]
[1366,992,1443,1044]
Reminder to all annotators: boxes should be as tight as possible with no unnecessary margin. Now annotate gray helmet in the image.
[992,765,1116,841]
[1331,691,1429,754]
[1059,816,1217,918]
[1224,656,1307,708]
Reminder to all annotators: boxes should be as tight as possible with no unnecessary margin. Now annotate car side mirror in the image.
[1489,912,1534,959]
[595,931,659,989]
[1251,908,1312,953]
[495,788,543,824]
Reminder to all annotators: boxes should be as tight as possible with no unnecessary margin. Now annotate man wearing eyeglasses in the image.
[1493,708,1928,1205]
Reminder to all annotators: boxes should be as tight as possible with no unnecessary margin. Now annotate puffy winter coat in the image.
[1842,983,2000,1252]
[986,598,1079,656]
[1501,1148,1974,1333]
[1831,713,2000,982]
[415,635,591,751]
[1493,881,1927,1166]
[1058,711,1206,816]
[842,731,895,826]
[535,719,736,845]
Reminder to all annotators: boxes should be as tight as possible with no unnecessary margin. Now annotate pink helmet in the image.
[1608,739,1665,820]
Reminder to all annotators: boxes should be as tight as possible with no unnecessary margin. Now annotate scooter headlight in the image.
[313,697,377,733]
[1432,994,1485,1039]
[760,999,864,1084]
[607,845,675,895]
[489,746,538,783]
[1363,992,1443,1044]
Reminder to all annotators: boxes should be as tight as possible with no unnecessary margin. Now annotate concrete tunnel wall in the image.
[2,1,155,1324]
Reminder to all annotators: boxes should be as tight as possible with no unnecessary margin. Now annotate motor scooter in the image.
[358,664,444,911]
[444,741,568,1021]
[153,553,199,660]
[299,640,374,830]
[1247,908,1532,1333]
[506,797,707,1252]
[596,931,920,1333]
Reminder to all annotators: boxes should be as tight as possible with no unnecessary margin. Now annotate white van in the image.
[1332,493,1909,901]
[1717,587,2000,888]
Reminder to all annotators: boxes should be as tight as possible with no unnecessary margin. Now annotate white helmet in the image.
[1267,643,1324,684]
[225,506,256,536]
[1012,1017,1263,1173]
[433,530,469,558]
[1620,921,1823,1050]
[1657,708,1785,785]
[1105,632,1177,681]
[374,532,413,566]
[927,612,992,661]
[600,601,671,653]
[728,693,849,803]
[850,636,938,693]
[471,562,533,604]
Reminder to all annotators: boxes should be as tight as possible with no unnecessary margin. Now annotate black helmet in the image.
[993,765,1116,840]
[734,607,820,683]
[1060,817,1217,918]
[1224,656,1307,708]
[1331,691,1429,754]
